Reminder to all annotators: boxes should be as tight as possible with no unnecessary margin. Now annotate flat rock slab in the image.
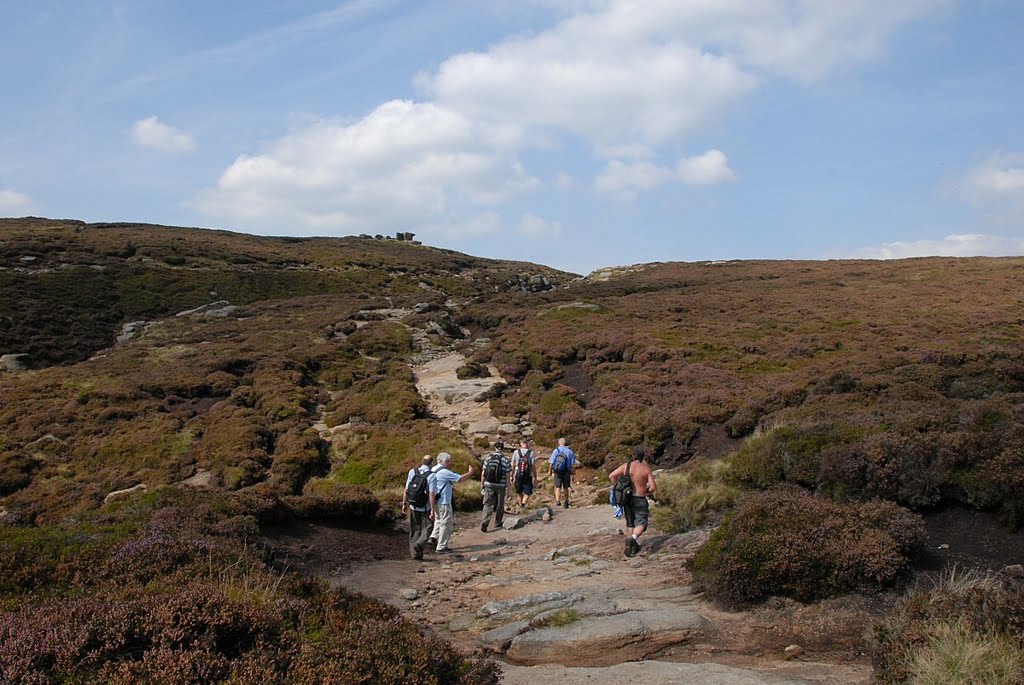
[499,661,814,685]
[506,609,708,666]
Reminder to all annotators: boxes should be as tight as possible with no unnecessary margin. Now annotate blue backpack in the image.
[552,448,571,474]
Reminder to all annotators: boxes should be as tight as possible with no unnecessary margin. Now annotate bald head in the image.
[422,454,434,465]
[558,437,567,447]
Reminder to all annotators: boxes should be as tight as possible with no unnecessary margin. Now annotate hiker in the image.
[609,447,657,557]
[401,454,436,560]
[480,441,512,532]
[511,439,537,511]
[548,437,577,509]
[429,452,475,554]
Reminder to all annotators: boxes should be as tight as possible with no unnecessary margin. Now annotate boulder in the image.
[117,321,149,344]
[479,620,532,652]
[498,423,520,435]
[506,609,708,666]
[401,588,419,601]
[0,353,32,372]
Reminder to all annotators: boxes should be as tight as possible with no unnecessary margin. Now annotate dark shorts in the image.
[624,496,649,528]
[514,475,533,495]
[553,471,572,489]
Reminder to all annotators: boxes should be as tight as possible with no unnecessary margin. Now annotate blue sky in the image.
[1,0,1022,274]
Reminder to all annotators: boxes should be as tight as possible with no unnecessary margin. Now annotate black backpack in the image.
[484,454,505,485]
[406,469,431,509]
[612,460,634,507]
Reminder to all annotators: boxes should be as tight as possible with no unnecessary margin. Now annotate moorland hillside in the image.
[1,218,1022,682]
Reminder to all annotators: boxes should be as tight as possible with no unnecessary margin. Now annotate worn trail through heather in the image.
[327,341,872,684]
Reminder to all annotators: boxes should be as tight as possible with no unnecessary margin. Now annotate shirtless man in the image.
[608,447,657,557]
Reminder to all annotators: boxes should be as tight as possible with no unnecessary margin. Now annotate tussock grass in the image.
[906,619,1023,685]
[653,458,741,532]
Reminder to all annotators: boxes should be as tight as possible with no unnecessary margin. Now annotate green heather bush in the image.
[871,567,1024,684]
[692,487,925,606]
[729,423,865,490]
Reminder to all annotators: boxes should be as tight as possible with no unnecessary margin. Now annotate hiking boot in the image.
[626,538,641,557]
[564,500,570,509]
[427,537,437,547]
[481,523,488,533]
[436,548,452,555]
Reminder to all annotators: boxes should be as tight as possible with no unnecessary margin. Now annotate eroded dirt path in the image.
[326,338,874,684]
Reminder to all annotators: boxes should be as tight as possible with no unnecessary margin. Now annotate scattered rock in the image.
[401,588,419,601]
[510,505,552,530]
[477,591,575,621]
[117,320,151,344]
[0,507,21,525]
[1,353,32,372]
[103,483,148,504]
[18,255,38,263]
[175,300,236,317]
[182,469,214,488]
[783,644,803,660]
[413,302,436,314]
[498,423,520,435]
[1003,564,1024,578]
[25,434,66,451]
[556,302,601,312]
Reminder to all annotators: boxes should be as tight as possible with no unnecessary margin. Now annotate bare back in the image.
[610,459,656,497]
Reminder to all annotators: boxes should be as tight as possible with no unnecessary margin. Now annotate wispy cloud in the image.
[131,116,196,153]
[106,0,386,100]
[850,233,1024,259]
[595,150,735,200]
[0,188,37,216]
[519,213,563,239]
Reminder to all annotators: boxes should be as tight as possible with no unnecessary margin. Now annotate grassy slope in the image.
[3,221,1024,681]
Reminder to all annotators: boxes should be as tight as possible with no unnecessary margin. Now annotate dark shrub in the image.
[455,362,491,380]
[285,481,381,522]
[692,487,925,606]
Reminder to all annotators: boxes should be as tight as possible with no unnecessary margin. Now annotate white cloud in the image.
[595,149,735,199]
[196,0,942,238]
[519,213,563,239]
[421,0,943,149]
[0,188,36,215]
[131,116,196,153]
[958,152,1024,213]
[851,233,1024,259]
[194,100,537,235]
[676,149,736,185]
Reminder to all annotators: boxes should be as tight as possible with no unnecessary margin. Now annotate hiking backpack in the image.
[406,469,431,509]
[515,449,533,477]
[484,454,505,485]
[612,460,634,507]
[552,448,570,474]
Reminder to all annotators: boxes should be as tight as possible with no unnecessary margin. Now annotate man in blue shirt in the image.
[548,437,577,509]
[430,452,476,553]
[402,454,436,561]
